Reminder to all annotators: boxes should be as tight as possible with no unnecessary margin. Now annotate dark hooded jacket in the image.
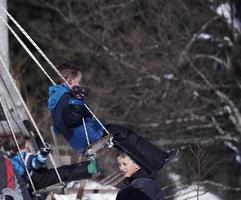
[106,124,168,174]
[116,169,164,200]
[48,84,104,153]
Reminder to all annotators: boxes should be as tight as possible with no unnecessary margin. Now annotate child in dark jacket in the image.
[48,62,177,171]
[48,62,105,153]
[4,134,98,190]
[116,150,164,200]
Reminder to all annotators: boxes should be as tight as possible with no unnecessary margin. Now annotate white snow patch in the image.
[216,3,241,33]
[223,36,233,46]
[216,3,232,23]
[197,33,212,40]
[164,73,174,80]
[175,185,221,200]
[193,91,199,99]
[54,180,117,200]
[225,141,238,152]
[168,173,221,200]
[236,154,241,164]
[168,172,181,182]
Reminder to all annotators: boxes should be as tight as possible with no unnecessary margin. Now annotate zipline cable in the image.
[0,51,64,185]
[0,94,36,192]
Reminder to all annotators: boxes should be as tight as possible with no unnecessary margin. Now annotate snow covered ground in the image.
[53,173,222,200]
[174,185,221,200]
[54,180,117,200]
[169,173,221,200]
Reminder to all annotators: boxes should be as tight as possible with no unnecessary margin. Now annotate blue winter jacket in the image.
[48,84,104,153]
[12,151,47,177]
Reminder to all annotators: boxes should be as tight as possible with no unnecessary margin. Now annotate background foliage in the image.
[7,0,241,199]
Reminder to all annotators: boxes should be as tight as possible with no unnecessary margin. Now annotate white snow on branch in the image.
[225,141,239,152]
[164,73,174,80]
[216,3,241,33]
[223,36,233,46]
[193,91,200,99]
[225,141,241,165]
[197,33,212,40]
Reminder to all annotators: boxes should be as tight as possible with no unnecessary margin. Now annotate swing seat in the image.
[84,135,113,157]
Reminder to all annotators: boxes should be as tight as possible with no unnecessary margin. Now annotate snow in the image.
[223,36,233,46]
[197,33,211,40]
[216,3,241,33]
[216,3,232,23]
[54,180,117,200]
[225,141,241,165]
[168,173,221,200]
[164,73,174,80]
[193,91,199,99]
[174,185,221,200]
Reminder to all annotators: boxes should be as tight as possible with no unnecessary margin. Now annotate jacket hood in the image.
[48,84,70,111]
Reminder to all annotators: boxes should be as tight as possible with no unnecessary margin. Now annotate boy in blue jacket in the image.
[48,62,177,172]
[48,62,105,153]
[4,134,98,190]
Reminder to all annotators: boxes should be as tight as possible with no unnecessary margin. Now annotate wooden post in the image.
[0,0,9,69]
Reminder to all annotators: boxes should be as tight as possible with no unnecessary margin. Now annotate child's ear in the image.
[66,75,72,85]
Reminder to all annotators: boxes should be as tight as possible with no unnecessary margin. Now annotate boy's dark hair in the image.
[3,133,27,153]
[116,149,137,163]
[57,62,81,84]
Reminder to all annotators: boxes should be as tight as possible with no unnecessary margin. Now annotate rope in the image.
[84,104,110,135]
[82,117,90,146]
[0,53,64,185]
[0,15,55,85]
[0,5,69,86]
[0,94,36,192]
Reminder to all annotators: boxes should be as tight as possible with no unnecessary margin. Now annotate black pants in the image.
[105,124,168,174]
[31,161,90,190]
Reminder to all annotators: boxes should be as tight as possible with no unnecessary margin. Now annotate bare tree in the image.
[6,1,241,198]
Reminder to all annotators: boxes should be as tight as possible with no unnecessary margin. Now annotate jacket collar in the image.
[123,169,155,185]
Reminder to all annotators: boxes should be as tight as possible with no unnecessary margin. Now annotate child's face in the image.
[117,155,140,177]
[69,72,82,88]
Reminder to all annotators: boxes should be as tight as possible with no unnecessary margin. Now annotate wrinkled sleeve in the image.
[63,98,91,128]
[30,153,47,169]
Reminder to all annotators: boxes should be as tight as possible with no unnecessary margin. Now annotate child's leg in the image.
[31,162,91,189]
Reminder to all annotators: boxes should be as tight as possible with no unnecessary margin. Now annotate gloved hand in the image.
[87,158,99,175]
[40,143,51,157]
[71,85,86,99]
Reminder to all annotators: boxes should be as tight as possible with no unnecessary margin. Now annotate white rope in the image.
[84,104,110,135]
[0,53,64,185]
[0,94,36,192]
[0,15,55,85]
[82,117,90,146]
[0,5,69,86]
